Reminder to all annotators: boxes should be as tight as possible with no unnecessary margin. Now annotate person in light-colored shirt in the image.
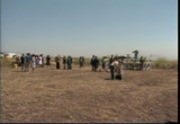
[109,57,118,80]
[32,54,36,72]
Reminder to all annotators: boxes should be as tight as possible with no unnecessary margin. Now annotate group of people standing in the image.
[19,53,51,72]
[90,55,124,80]
[91,55,100,72]
[55,56,85,70]
[17,53,124,80]
[55,55,73,70]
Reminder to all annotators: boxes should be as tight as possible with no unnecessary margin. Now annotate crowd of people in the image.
[16,53,78,72]
[14,53,126,80]
[11,50,152,81]
[90,55,124,80]
[90,55,100,72]
[18,53,51,72]
[55,55,73,70]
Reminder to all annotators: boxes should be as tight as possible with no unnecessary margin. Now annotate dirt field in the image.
[0,64,178,123]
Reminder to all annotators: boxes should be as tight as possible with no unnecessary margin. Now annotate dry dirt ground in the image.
[0,64,178,123]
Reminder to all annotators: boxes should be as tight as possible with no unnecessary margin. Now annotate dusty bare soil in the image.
[0,64,178,123]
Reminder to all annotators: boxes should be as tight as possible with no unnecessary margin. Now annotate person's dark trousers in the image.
[91,64,94,71]
[69,64,72,70]
[67,63,71,70]
[67,64,70,69]
[95,64,98,71]
[102,63,105,69]
[63,64,66,69]
[79,63,82,68]
[110,65,115,80]
[56,62,60,69]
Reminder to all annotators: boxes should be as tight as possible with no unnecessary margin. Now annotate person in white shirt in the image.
[110,58,118,80]
[31,54,36,72]
[38,55,43,67]
[115,60,124,80]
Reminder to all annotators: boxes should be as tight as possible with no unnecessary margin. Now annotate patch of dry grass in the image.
[0,64,177,123]
[152,58,177,69]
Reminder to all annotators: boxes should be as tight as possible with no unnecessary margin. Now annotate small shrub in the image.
[153,57,177,69]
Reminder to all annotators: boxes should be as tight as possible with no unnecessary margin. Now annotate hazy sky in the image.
[1,0,177,59]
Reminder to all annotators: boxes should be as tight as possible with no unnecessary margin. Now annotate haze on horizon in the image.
[1,0,177,60]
